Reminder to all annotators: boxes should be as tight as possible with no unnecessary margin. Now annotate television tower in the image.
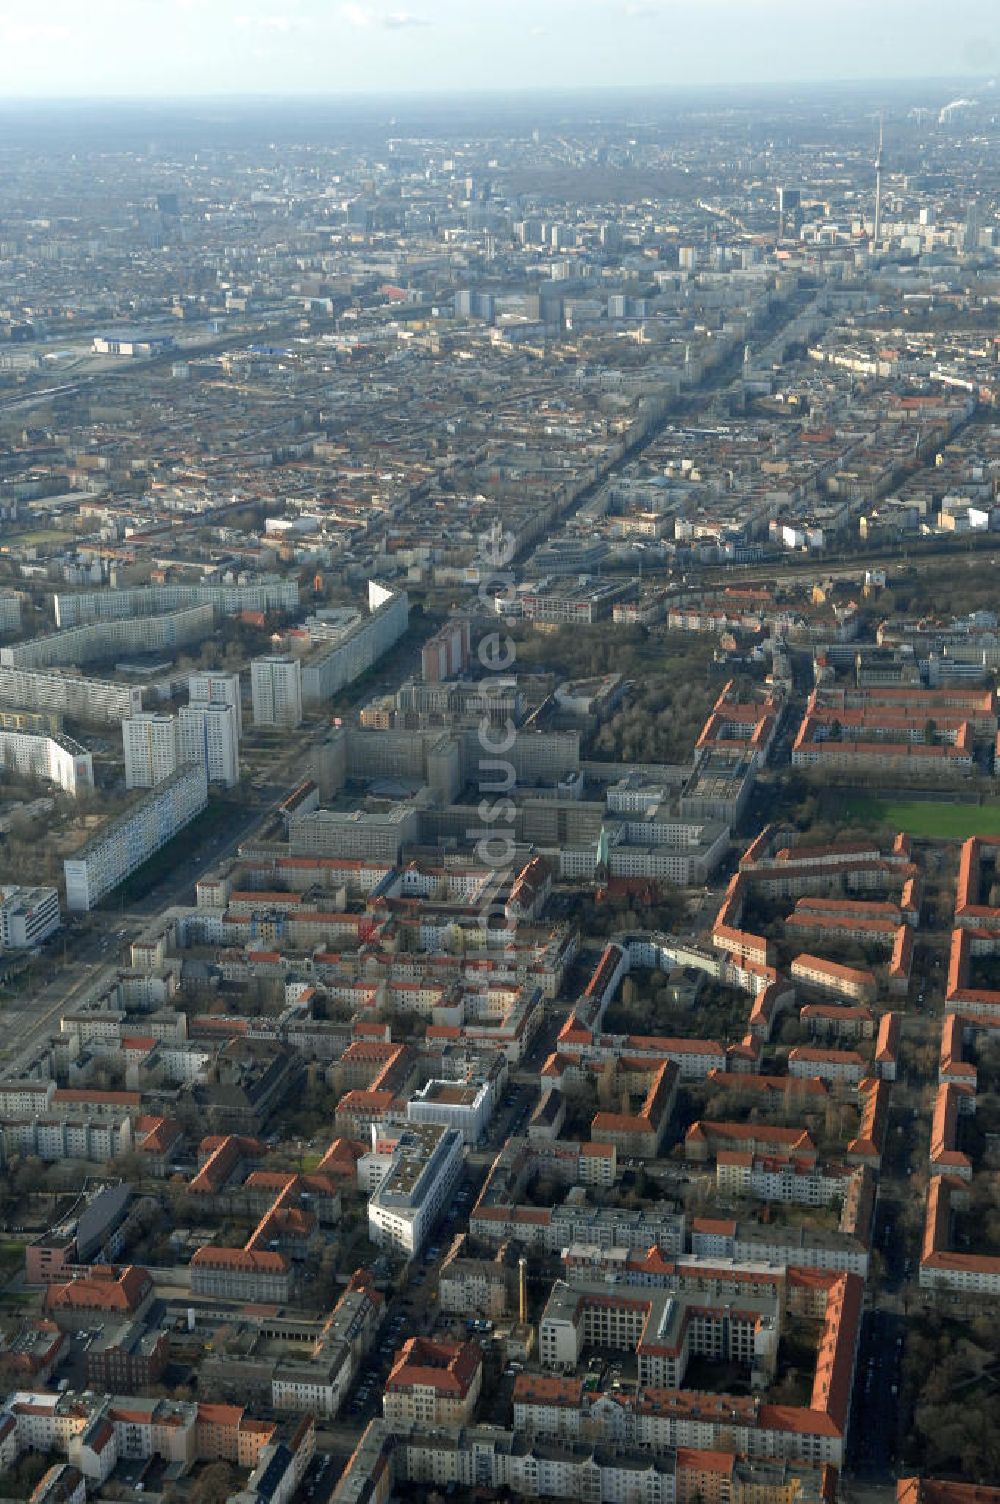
[873,117,884,247]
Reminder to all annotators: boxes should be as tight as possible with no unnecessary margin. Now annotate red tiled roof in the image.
[386,1337,481,1398]
[47,1265,151,1313]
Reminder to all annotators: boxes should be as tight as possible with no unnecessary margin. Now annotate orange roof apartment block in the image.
[898,1478,1000,1504]
[384,1337,483,1428]
[875,1012,901,1080]
[921,1175,1000,1295]
[791,953,877,1004]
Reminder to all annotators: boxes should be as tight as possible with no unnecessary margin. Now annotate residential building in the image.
[788,1047,866,1086]
[791,954,877,1003]
[0,1388,280,1487]
[921,1175,1000,1295]
[421,619,471,682]
[0,666,142,726]
[1,1116,131,1165]
[29,1464,84,1504]
[898,1482,1000,1504]
[0,885,60,949]
[717,1153,863,1210]
[178,702,240,787]
[299,583,408,705]
[251,657,303,729]
[1,606,213,671]
[438,1238,519,1318]
[189,669,243,731]
[875,1013,901,1079]
[0,728,93,797]
[53,579,298,629]
[537,1278,781,1390]
[63,761,208,911]
[123,713,179,789]
[0,593,21,635]
[382,1338,482,1428]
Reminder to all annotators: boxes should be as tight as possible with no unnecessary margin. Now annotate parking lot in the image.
[299,1452,340,1504]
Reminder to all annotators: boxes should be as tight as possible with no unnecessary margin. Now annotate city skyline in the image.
[0,0,997,98]
[0,41,998,1504]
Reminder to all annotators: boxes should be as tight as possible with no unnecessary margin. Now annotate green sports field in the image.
[842,797,1000,840]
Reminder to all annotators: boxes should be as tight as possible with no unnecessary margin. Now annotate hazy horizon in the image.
[0,0,997,100]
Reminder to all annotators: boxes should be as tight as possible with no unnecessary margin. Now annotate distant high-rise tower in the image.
[964,200,980,253]
[873,118,884,247]
[777,186,801,240]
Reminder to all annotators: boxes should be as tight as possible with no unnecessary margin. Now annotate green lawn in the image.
[842,797,1000,840]
[0,1240,24,1270]
[6,528,75,548]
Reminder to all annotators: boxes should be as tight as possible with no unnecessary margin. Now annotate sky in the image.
[0,0,996,99]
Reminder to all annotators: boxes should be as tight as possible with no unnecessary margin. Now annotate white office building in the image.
[0,728,94,797]
[251,656,303,729]
[366,1123,464,1258]
[288,804,420,862]
[64,761,208,912]
[0,885,60,949]
[123,713,180,790]
[178,702,240,787]
[407,1079,493,1145]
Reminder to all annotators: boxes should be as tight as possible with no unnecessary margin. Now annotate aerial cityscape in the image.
[0,26,998,1504]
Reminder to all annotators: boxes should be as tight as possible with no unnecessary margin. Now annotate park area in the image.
[842,797,1000,841]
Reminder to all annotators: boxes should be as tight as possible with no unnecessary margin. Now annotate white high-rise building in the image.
[0,593,21,635]
[251,656,302,729]
[123,713,179,789]
[189,670,243,733]
[178,702,240,787]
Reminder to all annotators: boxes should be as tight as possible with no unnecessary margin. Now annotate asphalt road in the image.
[0,784,283,1072]
[1,938,121,1070]
[0,699,343,1069]
[339,1167,483,1428]
[848,1308,906,1479]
